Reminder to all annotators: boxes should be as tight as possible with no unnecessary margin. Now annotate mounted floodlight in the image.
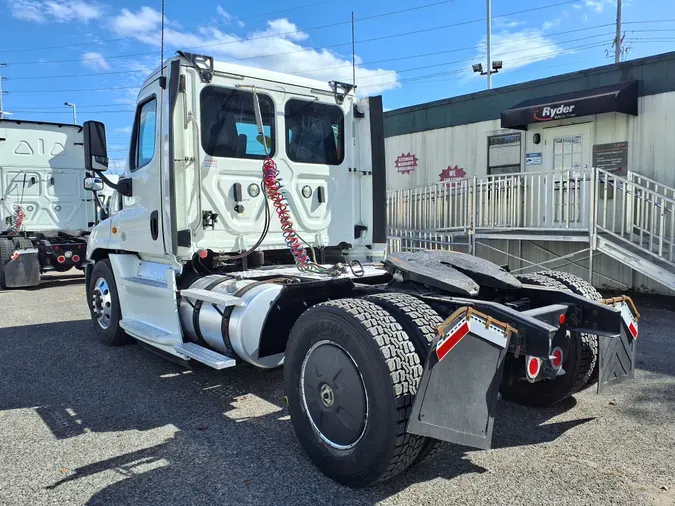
[492,60,503,71]
[472,63,483,73]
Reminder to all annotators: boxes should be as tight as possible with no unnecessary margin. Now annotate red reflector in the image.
[628,321,638,339]
[11,251,20,262]
[199,249,208,259]
[551,347,563,369]
[78,244,83,249]
[72,255,80,263]
[559,313,566,325]
[436,321,470,361]
[57,255,66,264]
[53,246,60,251]
[526,356,541,378]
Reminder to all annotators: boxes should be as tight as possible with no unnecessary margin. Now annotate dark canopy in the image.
[500,81,638,130]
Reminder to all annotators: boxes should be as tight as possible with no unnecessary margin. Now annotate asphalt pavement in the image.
[0,272,673,506]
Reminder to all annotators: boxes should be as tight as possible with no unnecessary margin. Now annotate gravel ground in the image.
[0,272,673,506]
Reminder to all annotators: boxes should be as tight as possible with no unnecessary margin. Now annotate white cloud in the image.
[582,0,614,14]
[115,126,132,133]
[216,5,232,22]
[473,29,565,76]
[108,7,400,95]
[7,0,102,23]
[81,51,111,71]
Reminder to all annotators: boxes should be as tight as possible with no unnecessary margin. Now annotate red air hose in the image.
[262,158,309,267]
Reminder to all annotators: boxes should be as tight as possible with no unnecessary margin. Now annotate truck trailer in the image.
[81,52,640,487]
[0,119,99,289]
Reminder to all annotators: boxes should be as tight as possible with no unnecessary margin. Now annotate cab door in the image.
[114,79,166,256]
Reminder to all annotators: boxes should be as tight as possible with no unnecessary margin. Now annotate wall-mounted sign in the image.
[395,152,418,175]
[525,152,542,166]
[592,142,628,176]
[439,165,467,186]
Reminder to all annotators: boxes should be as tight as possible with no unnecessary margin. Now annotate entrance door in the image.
[542,124,593,228]
[115,79,166,256]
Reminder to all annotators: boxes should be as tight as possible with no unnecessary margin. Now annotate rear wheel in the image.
[284,298,425,487]
[363,292,445,465]
[536,270,602,388]
[499,273,597,407]
[87,259,131,346]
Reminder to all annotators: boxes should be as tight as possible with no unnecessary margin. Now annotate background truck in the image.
[81,51,640,487]
[0,119,99,289]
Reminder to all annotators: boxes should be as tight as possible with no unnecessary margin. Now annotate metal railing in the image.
[596,169,675,266]
[386,167,675,269]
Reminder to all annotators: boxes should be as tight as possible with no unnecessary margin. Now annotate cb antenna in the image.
[160,0,166,87]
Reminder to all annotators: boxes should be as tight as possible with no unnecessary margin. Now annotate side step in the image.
[120,319,174,343]
[180,288,244,307]
[174,342,237,370]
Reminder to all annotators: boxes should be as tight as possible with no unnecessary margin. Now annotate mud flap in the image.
[4,248,40,288]
[597,297,639,393]
[407,307,514,450]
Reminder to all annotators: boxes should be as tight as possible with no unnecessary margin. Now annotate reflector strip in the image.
[628,321,638,339]
[11,251,19,262]
[436,321,469,361]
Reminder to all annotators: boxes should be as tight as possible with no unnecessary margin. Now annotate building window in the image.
[487,133,521,175]
[285,99,344,165]
[200,86,275,159]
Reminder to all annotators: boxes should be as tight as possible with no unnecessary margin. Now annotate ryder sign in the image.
[534,104,576,121]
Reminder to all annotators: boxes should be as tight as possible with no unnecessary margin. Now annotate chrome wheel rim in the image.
[91,277,113,330]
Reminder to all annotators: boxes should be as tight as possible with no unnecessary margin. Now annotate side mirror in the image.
[84,176,104,192]
[83,120,109,172]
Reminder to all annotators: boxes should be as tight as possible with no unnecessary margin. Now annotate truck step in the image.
[119,319,174,343]
[174,342,237,369]
[180,288,244,307]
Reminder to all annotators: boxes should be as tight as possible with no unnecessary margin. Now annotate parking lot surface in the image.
[0,272,674,506]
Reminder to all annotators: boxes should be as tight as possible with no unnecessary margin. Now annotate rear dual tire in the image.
[284,298,426,487]
[500,272,598,407]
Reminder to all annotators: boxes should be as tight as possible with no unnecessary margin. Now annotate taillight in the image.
[57,255,66,264]
[72,255,80,263]
[53,246,60,252]
[550,347,563,370]
[526,356,541,380]
[559,313,566,325]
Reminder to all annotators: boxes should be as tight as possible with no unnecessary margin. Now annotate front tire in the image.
[284,299,425,487]
[87,259,131,346]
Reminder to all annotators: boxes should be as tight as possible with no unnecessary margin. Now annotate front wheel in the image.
[87,259,131,346]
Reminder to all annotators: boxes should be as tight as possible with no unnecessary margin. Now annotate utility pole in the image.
[0,63,8,119]
[614,0,623,63]
[486,0,492,89]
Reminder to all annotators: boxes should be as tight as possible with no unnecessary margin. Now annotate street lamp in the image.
[471,60,503,86]
[64,102,77,124]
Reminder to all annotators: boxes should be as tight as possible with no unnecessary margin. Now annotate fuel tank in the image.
[178,275,285,368]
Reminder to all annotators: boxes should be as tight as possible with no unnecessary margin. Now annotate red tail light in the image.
[72,255,80,263]
[551,347,563,369]
[526,356,541,379]
[57,255,66,264]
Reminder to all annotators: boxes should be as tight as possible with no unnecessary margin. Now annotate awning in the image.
[500,81,638,130]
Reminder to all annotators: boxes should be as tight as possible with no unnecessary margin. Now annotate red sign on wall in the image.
[439,165,467,185]
[395,153,418,175]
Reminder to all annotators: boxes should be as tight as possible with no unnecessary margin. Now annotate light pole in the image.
[472,60,503,88]
[64,102,77,124]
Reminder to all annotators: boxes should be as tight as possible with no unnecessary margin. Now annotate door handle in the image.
[150,210,159,240]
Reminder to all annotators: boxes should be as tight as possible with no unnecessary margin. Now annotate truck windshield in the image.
[285,99,344,165]
[200,87,275,159]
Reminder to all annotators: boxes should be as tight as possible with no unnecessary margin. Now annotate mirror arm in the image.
[98,172,133,197]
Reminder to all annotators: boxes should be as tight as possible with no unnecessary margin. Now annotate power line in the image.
[0,0,339,54]
[4,22,629,81]
[1,0,456,66]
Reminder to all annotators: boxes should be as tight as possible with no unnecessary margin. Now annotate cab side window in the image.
[130,97,157,172]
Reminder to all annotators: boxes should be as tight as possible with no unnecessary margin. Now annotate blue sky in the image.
[1,0,674,162]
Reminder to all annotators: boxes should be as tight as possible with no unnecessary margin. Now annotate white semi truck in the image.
[81,51,640,487]
[0,119,100,289]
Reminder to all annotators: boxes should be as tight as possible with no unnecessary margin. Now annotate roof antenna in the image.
[351,11,355,87]
[159,0,166,89]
